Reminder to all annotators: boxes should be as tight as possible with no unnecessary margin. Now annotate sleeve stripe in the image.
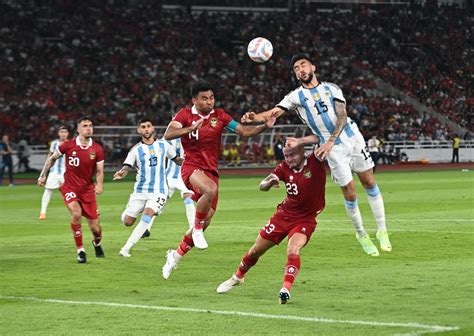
[276,105,288,112]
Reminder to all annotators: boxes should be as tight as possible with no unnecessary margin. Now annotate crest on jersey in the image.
[72,151,76,156]
[289,175,294,181]
[312,93,320,100]
[303,169,312,179]
[149,149,155,155]
[210,118,218,128]
[89,151,96,160]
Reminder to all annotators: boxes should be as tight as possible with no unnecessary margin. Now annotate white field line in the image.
[0,295,459,335]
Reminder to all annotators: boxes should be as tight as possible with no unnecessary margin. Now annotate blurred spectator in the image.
[0,135,14,186]
[17,137,32,172]
[367,134,381,171]
[451,133,460,163]
[273,132,284,162]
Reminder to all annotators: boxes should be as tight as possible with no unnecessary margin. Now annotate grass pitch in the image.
[0,170,473,335]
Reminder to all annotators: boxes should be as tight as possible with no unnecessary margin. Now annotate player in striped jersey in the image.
[39,126,69,220]
[113,118,182,257]
[242,53,392,256]
[141,137,195,238]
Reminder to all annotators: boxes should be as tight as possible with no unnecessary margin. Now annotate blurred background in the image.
[0,0,472,174]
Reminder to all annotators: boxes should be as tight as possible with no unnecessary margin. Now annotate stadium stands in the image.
[0,2,470,151]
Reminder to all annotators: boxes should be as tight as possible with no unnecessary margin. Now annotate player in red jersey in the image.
[217,145,326,304]
[38,116,105,263]
[161,80,276,279]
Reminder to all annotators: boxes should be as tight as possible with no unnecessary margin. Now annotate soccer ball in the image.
[247,37,273,63]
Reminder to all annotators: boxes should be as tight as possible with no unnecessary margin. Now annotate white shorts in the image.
[167,176,193,198]
[327,132,374,187]
[123,192,168,219]
[45,173,64,189]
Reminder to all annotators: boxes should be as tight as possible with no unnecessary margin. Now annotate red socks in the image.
[71,223,83,250]
[177,235,195,256]
[235,252,259,279]
[283,254,301,291]
[194,211,207,230]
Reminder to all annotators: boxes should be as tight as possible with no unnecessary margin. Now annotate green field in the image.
[1,170,473,335]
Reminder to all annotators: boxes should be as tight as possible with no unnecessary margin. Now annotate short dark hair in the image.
[76,116,93,125]
[290,53,313,68]
[58,125,69,131]
[191,81,213,97]
[138,117,153,125]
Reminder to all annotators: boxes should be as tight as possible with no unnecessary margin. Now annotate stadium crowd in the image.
[0,1,470,152]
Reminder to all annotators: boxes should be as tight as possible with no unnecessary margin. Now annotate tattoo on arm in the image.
[329,101,348,142]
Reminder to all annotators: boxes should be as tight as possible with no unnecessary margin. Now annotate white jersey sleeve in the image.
[165,141,177,160]
[123,145,137,167]
[326,82,346,103]
[276,91,300,111]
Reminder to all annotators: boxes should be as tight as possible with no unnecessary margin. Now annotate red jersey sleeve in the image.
[57,139,72,155]
[219,109,233,127]
[95,143,104,163]
[272,162,286,181]
[173,108,189,127]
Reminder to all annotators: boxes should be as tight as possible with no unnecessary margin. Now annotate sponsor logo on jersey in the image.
[210,118,218,128]
[303,169,312,179]
[72,151,76,156]
[289,175,294,181]
[89,151,96,160]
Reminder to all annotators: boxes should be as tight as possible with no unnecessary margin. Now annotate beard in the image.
[300,72,314,84]
[143,132,154,140]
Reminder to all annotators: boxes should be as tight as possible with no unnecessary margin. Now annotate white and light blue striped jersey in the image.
[166,138,184,179]
[49,139,65,175]
[277,82,358,144]
[124,139,177,194]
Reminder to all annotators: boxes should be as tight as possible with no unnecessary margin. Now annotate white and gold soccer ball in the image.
[247,37,273,63]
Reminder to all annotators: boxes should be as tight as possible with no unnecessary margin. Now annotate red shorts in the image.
[60,185,99,220]
[181,165,219,210]
[259,213,316,245]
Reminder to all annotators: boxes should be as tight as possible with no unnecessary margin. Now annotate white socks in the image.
[365,185,387,232]
[122,214,153,252]
[40,188,53,214]
[344,199,367,237]
[184,198,195,228]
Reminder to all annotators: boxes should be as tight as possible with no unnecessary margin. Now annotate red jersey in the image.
[58,137,104,192]
[173,106,233,174]
[273,153,326,220]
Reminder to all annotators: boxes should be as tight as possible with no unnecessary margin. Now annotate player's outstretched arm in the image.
[235,110,278,137]
[286,135,320,148]
[259,173,280,191]
[37,151,60,186]
[95,161,104,195]
[164,119,203,140]
[113,165,130,180]
[241,107,285,124]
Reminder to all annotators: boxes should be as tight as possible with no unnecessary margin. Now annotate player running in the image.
[39,126,69,220]
[217,145,326,304]
[113,118,182,257]
[141,136,195,239]
[38,116,105,263]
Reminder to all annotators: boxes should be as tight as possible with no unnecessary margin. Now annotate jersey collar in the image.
[191,105,215,119]
[75,137,93,149]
